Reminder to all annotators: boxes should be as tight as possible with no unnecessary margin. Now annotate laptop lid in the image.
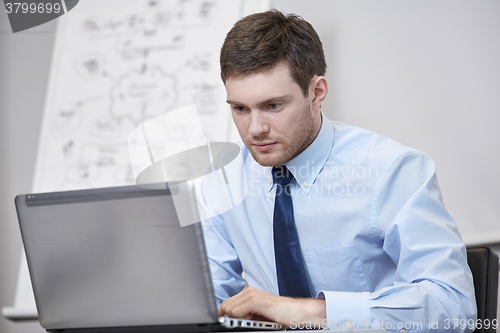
[15,183,219,332]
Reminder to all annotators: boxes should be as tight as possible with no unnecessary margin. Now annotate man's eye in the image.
[268,103,280,110]
[233,106,246,112]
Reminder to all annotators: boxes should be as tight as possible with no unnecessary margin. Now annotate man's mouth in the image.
[253,142,277,152]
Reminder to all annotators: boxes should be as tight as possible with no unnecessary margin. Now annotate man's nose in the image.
[248,111,270,137]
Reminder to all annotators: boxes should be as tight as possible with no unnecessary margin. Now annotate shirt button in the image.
[268,179,271,185]
[304,182,309,188]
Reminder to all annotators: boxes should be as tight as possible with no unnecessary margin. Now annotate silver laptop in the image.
[15,184,282,332]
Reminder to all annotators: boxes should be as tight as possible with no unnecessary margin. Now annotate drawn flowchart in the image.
[34,0,243,192]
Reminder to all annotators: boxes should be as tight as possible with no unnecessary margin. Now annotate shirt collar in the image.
[267,112,334,194]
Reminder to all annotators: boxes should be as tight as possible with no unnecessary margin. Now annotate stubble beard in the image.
[247,141,296,167]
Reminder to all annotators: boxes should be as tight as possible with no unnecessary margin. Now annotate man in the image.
[200,10,476,331]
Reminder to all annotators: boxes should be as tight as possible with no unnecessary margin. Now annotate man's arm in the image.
[199,171,247,306]
[201,216,246,306]
[319,152,477,332]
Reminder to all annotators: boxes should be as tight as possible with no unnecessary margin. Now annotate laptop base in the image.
[47,322,274,333]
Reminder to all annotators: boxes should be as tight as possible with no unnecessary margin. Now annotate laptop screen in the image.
[16,184,218,331]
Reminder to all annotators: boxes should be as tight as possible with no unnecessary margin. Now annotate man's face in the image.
[225,62,322,167]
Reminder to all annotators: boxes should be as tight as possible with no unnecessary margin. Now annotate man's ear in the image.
[309,76,328,111]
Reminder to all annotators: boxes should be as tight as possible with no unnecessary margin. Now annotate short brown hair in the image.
[220,10,327,96]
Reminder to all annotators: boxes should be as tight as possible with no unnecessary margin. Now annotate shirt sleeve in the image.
[319,151,477,332]
[198,179,246,307]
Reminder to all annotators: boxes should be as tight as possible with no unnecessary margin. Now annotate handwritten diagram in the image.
[34,0,243,192]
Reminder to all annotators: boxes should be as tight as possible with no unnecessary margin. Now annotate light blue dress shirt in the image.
[200,114,476,332]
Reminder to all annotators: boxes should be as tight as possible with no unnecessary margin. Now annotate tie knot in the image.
[273,166,294,186]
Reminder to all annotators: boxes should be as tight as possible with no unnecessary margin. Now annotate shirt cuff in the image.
[317,290,370,330]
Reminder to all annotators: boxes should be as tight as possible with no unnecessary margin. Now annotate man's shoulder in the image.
[329,121,424,171]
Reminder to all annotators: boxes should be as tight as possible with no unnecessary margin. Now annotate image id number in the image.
[5,2,62,14]
[443,318,498,330]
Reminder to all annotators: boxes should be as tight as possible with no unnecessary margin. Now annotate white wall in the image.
[275,0,500,244]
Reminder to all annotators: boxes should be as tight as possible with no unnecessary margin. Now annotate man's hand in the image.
[218,287,326,328]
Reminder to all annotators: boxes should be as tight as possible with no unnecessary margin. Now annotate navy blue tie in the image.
[273,166,311,298]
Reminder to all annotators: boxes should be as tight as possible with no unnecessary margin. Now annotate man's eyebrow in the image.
[226,95,292,106]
